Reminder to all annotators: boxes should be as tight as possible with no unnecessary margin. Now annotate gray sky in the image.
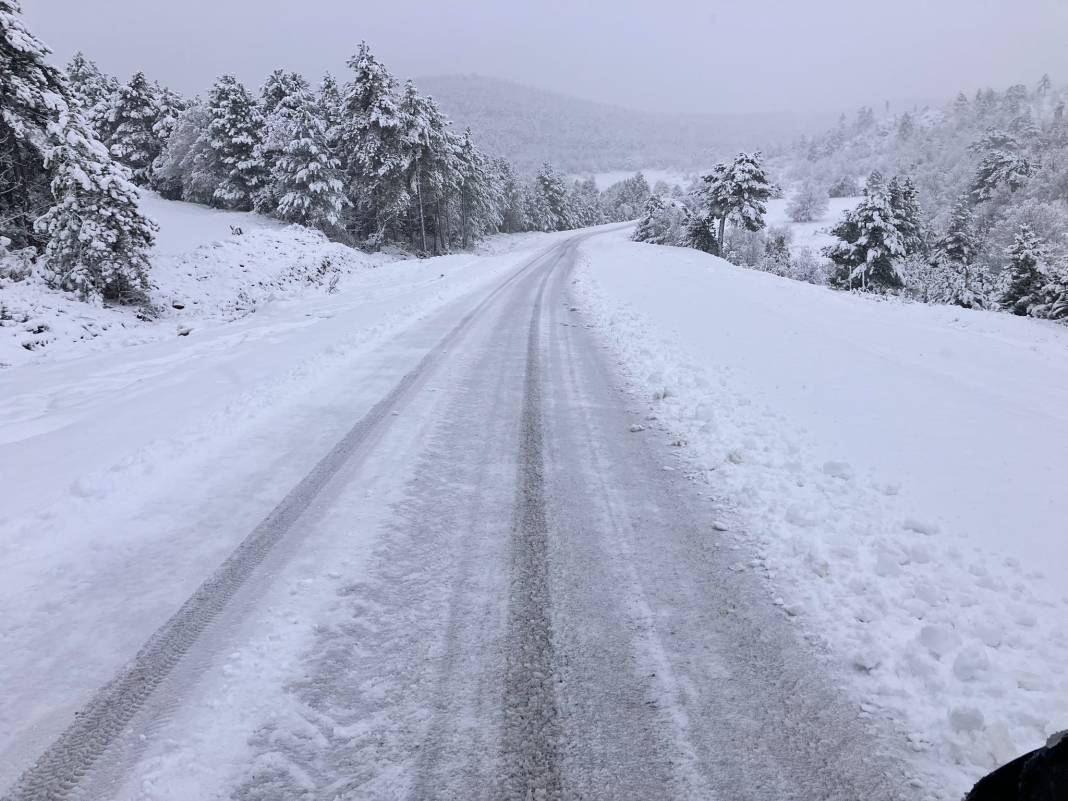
[24,0,1068,114]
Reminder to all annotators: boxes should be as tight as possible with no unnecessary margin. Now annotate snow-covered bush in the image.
[827,176,860,198]
[785,180,829,222]
[632,194,689,245]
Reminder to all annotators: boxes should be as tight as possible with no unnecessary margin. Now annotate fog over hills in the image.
[419,74,836,176]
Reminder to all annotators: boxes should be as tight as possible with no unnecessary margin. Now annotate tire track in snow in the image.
[497,258,564,801]
[0,242,565,801]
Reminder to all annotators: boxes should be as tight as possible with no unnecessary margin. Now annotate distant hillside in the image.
[419,75,833,175]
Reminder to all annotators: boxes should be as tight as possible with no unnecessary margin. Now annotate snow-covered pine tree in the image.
[0,0,67,246]
[455,127,501,247]
[271,89,348,234]
[824,187,905,290]
[152,85,185,147]
[933,197,987,308]
[532,162,575,232]
[65,52,110,114]
[147,85,187,197]
[692,152,776,257]
[600,172,651,221]
[107,71,162,184]
[64,51,118,142]
[255,70,310,213]
[897,112,915,141]
[1037,263,1068,321]
[202,75,266,210]
[683,207,719,255]
[337,42,408,246]
[260,70,309,117]
[569,177,603,228]
[493,157,528,234]
[970,144,1035,202]
[317,73,343,151]
[151,102,213,201]
[36,107,156,301]
[633,194,688,245]
[397,80,436,252]
[1001,225,1047,315]
[888,175,925,255]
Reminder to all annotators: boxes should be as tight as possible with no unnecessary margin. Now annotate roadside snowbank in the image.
[0,191,562,369]
[573,230,1068,800]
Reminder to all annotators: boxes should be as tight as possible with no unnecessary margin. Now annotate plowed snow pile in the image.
[574,228,1068,800]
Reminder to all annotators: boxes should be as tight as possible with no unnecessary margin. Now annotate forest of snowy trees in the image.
[632,78,1068,325]
[790,78,1068,321]
[0,0,650,308]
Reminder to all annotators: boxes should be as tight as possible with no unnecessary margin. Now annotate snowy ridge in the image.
[572,232,1068,800]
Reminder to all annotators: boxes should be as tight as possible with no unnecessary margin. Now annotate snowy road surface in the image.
[1,231,913,800]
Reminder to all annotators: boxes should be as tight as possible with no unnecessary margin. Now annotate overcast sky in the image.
[24,0,1068,114]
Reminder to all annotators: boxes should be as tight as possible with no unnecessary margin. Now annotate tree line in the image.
[1,0,644,306]
[632,86,1068,325]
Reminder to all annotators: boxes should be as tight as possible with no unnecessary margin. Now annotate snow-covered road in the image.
[1,230,913,800]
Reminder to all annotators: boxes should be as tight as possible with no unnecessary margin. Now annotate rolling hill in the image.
[419,74,834,176]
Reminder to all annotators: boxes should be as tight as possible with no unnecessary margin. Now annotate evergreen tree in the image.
[897,112,915,141]
[683,207,719,254]
[36,108,156,301]
[152,84,185,146]
[493,157,528,234]
[825,188,905,290]
[202,75,266,210]
[692,152,776,256]
[600,171,651,221]
[272,90,348,234]
[1001,225,1047,315]
[1037,264,1068,321]
[887,175,924,254]
[317,73,343,150]
[531,162,574,232]
[0,0,67,245]
[260,70,309,117]
[65,52,112,115]
[569,177,604,228]
[107,71,162,184]
[970,150,1035,201]
[455,127,500,247]
[255,71,310,213]
[337,42,408,246]
[397,81,452,251]
[64,51,118,141]
[633,194,688,245]
[151,102,215,202]
[938,197,977,265]
[933,198,986,308]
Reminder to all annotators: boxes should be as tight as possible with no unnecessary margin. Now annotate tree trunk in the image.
[461,185,469,249]
[416,175,427,255]
[716,215,726,257]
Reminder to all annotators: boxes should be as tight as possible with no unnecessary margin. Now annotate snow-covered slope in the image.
[573,230,1068,800]
[0,192,559,369]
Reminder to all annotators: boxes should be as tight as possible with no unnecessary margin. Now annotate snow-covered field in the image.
[573,229,1068,799]
[764,193,861,254]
